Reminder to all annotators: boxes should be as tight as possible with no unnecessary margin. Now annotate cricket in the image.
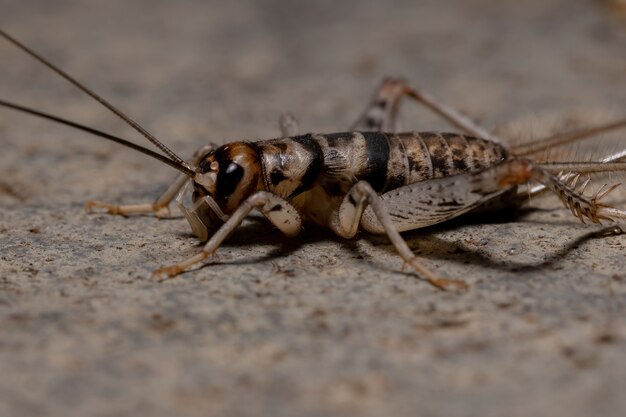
[1,28,625,290]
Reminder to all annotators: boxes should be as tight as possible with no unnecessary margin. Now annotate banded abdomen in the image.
[256,131,508,200]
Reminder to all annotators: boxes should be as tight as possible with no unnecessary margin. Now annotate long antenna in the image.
[512,118,626,156]
[538,160,626,175]
[0,29,193,172]
[0,98,196,177]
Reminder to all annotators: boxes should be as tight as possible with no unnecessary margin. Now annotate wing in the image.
[360,168,516,234]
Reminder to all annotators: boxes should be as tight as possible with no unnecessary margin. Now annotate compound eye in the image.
[216,162,243,197]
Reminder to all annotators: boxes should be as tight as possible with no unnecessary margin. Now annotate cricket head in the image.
[178,142,262,241]
[193,142,262,215]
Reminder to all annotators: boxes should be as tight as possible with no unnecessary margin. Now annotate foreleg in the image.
[85,144,214,217]
[85,173,189,217]
[153,191,301,278]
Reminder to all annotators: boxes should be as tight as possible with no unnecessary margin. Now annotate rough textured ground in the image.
[1,1,626,416]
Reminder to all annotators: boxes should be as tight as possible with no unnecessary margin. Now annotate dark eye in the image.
[216,162,243,197]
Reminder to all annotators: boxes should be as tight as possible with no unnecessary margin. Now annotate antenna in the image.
[0,98,196,177]
[0,29,194,172]
[512,118,626,156]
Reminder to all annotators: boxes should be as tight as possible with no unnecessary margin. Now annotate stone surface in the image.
[0,1,625,416]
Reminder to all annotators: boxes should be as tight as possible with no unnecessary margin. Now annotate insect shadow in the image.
[175,206,623,279]
[360,214,624,276]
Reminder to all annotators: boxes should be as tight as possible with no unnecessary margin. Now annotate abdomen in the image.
[315,131,508,193]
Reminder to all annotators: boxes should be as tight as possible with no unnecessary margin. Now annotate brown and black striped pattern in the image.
[256,131,508,199]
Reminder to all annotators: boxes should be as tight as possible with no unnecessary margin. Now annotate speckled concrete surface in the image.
[1,1,625,416]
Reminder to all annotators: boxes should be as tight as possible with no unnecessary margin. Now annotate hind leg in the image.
[351,77,499,142]
[350,78,407,132]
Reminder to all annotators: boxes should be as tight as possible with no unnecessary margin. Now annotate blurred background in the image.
[1,1,625,417]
